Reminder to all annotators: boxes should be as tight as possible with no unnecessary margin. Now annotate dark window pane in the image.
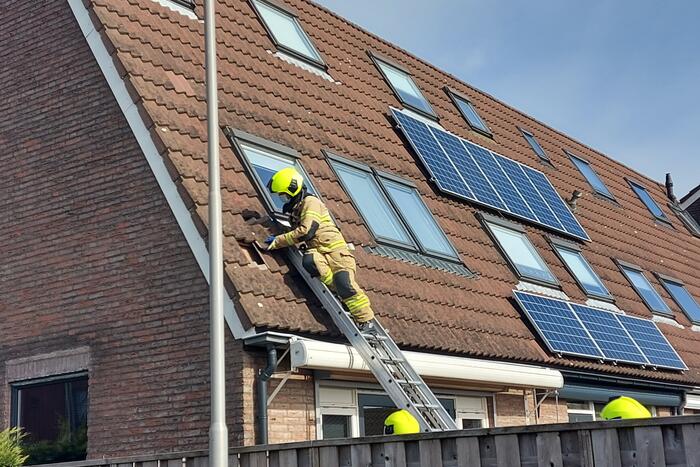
[15,377,88,465]
[630,182,667,219]
[322,414,351,439]
[358,393,454,435]
[663,280,700,323]
[568,412,595,423]
[454,97,490,134]
[461,419,483,429]
[570,156,613,198]
[522,131,548,160]
[620,266,671,313]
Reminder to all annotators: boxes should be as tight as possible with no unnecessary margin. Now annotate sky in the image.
[315,0,700,197]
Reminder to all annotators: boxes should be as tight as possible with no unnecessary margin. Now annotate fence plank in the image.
[320,447,340,467]
[298,447,319,467]
[240,452,267,467]
[338,446,353,467]
[270,449,298,467]
[537,432,563,467]
[682,423,700,467]
[456,437,480,467]
[383,442,407,467]
[419,439,442,467]
[633,426,665,467]
[661,425,685,467]
[440,438,457,467]
[230,454,241,467]
[495,434,520,467]
[479,436,497,467]
[518,433,537,467]
[190,455,208,467]
[577,430,594,467]
[351,444,372,467]
[591,429,622,467]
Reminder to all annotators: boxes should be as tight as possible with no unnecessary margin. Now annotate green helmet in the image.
[383,409,420,435]
[600,396,651,420]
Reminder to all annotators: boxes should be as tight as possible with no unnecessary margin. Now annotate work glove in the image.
[264,235,276,250]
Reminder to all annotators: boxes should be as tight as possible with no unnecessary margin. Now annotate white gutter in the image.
[686,393,700,410]
[291,339,564,390]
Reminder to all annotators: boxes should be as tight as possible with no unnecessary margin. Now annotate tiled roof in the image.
[85,0,700,385]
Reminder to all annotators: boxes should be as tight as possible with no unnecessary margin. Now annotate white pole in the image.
[204,0,228,466]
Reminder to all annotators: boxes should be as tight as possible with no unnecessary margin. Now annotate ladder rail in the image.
[284,248,457,432]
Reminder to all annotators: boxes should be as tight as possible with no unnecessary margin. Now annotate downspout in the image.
[256,345,278,445]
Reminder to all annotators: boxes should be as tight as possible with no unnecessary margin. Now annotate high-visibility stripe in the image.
[325,240,347,251]
[320,270,333,285]
[344,294,371,311]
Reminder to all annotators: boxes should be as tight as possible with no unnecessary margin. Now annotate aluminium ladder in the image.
[284,248,457,432]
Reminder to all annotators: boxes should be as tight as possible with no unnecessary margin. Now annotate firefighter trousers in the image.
[302,248,374,323]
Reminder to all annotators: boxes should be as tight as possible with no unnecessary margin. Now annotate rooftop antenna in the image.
[567,190,582,212]
[665,173,678,204]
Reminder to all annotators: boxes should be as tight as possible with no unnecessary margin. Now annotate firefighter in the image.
[599,396,651,420]
[264,167,376,330]
[384,410,420,435]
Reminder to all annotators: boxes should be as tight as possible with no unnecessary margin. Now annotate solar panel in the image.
[617,315,687,370]
[392,111,473,200]
[569,304,648,365]
[513,291,603,359]
[391,108,590,241]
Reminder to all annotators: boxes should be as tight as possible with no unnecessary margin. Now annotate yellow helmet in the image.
[600,396,651,420]
[383,409,420,435]
[268,167,304,198]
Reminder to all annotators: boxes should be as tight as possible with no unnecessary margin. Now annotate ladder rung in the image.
[396,379,422,385]
[362,333,388,340]
[380,357,405,364]
[413,403,440,409]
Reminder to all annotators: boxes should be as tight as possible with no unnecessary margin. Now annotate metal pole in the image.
[205,0,228,466]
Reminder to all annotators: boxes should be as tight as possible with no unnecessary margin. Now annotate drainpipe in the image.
[257,345,278,445]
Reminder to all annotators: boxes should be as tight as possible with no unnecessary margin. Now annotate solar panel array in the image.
[513,291,687,370]
[391,109,589,241]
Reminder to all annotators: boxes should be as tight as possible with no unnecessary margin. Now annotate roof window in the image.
[568,152,615,200]
[551,239,611,300]
[251,0,325,67]
[481,215,557,286]
[628,180,670,223]
[657,275,700,324]
[372,55,436,118]
[328,153,459,260]
[520,128,549,162]
[446,89,491,136]
[616,261,672,315]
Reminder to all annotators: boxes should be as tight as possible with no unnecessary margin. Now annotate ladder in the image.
[284,248,457,432]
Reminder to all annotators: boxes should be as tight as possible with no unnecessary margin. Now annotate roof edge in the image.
[66,0,254,339]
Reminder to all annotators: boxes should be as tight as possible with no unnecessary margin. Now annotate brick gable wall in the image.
[0,0,248,457]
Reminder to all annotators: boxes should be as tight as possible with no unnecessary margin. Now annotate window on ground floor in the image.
[11,373,88,465]
[566,400,656,422]
[316,385,488,439]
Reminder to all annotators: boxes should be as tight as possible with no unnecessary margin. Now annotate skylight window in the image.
[481,216,557,285]
[628,180,670,223]
[226,128,317,214]
[551,241,611,299]
[657,275,700,324]
[568,153,614,200]
[617,262,672,315]
[251,0,324,66]
[446,89,491,136]
[328,154,458,260]
[372,56,436,118]
[520,128,549,162]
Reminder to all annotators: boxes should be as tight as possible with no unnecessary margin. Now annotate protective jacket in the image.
[267,194,374,323]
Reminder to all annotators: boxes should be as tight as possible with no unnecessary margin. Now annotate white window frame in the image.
[566,400,656,422]
[315,382,488,439]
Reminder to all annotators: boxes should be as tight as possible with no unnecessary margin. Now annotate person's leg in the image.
[328,250,375,323]
[302,251,333,290]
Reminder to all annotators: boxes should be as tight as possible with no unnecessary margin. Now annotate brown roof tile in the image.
[87,0,700,385]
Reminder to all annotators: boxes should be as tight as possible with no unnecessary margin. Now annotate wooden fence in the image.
[35,415,700,467]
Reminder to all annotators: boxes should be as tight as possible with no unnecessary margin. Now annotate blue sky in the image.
[315,0,700,197]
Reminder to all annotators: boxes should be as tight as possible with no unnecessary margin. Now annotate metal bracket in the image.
[267,371,292,406]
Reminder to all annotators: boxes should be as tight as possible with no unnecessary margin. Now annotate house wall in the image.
[0,0,249,457]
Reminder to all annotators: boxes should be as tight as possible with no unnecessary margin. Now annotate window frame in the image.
[249,0,326,69]
[614,259,673,317]
[369,51,438,120]
[518,127,551,163]
[566,151,616,202]
[655,273,700,325]
[168,0,196,9]
[548,237,613,301]
[10,371,89,455]
[444,87,492,138]
[326,151,460,262]
[478,213,559,288]
[626,178,673,226]
[668,202,700,238]
[225,127,320,219]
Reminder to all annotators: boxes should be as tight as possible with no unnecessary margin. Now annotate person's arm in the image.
[267,197,324,250]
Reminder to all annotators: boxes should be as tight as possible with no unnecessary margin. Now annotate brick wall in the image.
[0,0,247,457]
[494,391,568,427]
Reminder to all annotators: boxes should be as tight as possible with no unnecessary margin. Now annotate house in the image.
[2,0,700,462]
[680,184,700,225]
